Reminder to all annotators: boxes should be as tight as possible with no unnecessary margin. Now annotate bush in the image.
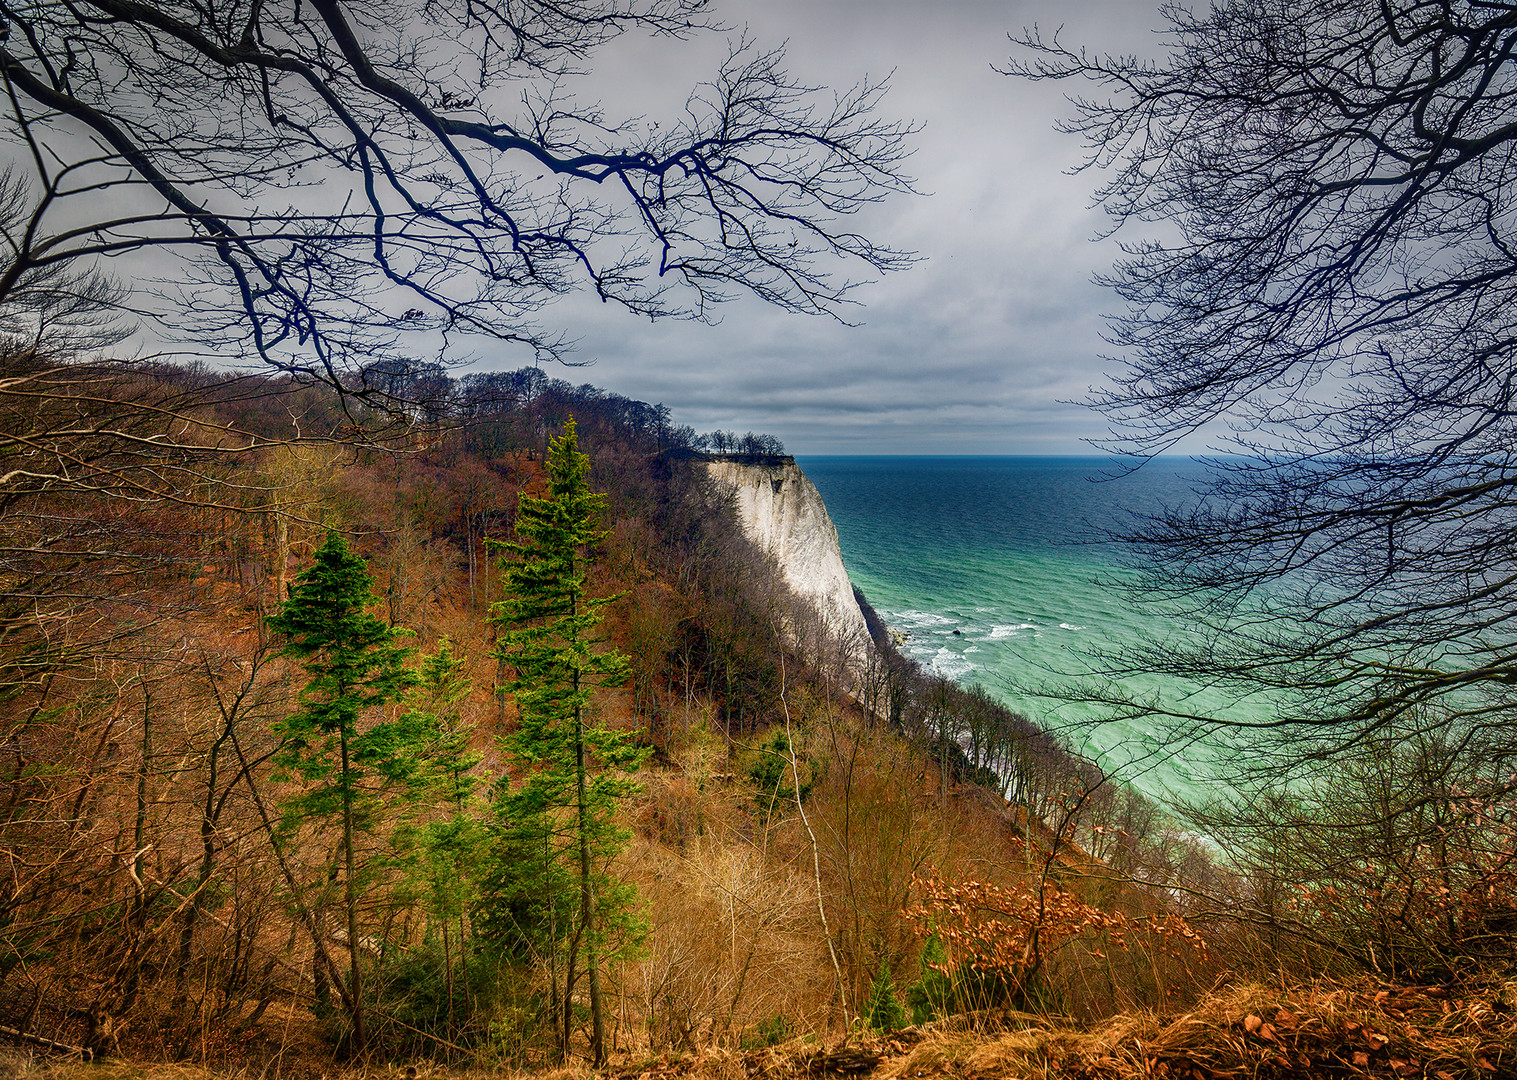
[864,964,907,1032]
[905,933,954,1025]
[745,730,814,823]
[741,1013,793,1049]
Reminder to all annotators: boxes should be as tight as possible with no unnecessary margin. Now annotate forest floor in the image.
[4,978,1514,1080]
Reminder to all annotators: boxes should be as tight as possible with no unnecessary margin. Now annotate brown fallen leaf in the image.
[1244,1014,1263,1035]
[1258,1023,1278,1043]
[1353,1051,1370,1068]
[1274,1008,1297,1030]
[1375,990,1392,1006]
[1362,1027,1389,1050]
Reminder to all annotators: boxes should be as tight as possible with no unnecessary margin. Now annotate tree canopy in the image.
[483,418,642,1065]
[1009,1,1517,778]
[0,1,915,388]
[267,531,422,1053]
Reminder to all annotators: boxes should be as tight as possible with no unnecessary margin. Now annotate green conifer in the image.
[268,531,422,1053]
[865,963,908,1033]
[482,419,645,1065]
[906,931,954,1025]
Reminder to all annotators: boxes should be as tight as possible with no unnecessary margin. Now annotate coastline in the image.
[798,454,1224,805]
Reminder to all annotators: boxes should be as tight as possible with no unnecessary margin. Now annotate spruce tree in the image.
[864,964,907,1033]
[391,637,485,1041]
[268,532,421,1053]
[484,419,644,1065]
[906,931,954,1025]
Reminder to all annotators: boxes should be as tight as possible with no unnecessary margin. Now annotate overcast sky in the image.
[504,0,1171,455]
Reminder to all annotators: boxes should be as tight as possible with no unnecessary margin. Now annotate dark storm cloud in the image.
[489,0,1169,453]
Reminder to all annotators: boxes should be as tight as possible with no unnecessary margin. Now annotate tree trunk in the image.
[172,718,224,1015]
[120,682,152,1014]
[339,724,366,1053]
[273,510,288,605]
[576,692,606,1065]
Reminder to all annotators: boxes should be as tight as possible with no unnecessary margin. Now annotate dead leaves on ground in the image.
[612,979,1517,1080]
[1111,983,1514,1080]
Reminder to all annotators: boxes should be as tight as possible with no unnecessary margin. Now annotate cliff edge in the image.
[703,458,872,665]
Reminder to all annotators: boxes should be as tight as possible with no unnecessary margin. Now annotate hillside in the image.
[0,358,1511,1078]
[8,978,1516,1078]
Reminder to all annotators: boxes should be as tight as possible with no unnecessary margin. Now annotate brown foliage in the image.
[903,872,1208,1012]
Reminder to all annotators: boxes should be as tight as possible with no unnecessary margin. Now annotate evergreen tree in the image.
[906,932,954,1025]
[864,964,907,1033]
[268,532,422,1053]
[482,419,645,1065]
[389,637,485,1042]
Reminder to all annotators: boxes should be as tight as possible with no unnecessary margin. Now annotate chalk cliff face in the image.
[704,458,872,663]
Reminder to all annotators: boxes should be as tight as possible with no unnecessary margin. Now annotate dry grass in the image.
[3,1059,601,1080]
[7,978,1516,1079]
[0,1063,229,1080]
[606,978,1517,1080]
[887,979,1517,1079]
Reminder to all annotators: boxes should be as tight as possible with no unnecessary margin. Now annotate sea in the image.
[797,455,1240,806]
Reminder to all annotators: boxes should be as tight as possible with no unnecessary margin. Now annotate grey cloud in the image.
[476,0,1167,452]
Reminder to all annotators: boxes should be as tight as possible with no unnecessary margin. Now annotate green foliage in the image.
[864,964,907,1033]
[267,531,428,1051]
[378,638,493,1052]
[267,532,422,831]
[413,637,481,809]
[390,638,486,933]
[475,813,577,963]
[740,1013,793,1049]
[745,730,815,823]
[369,938,477,1052]
[480,419,648,1063]
[485,985,559,1065]
[905,932,953,1026]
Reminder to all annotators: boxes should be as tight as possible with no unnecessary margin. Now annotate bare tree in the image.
[1008,1,1517,780]
[0,1,915,391]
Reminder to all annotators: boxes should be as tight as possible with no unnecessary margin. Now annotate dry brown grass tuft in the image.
[8,1063,230,1080]
[604,977,1517,1080]
[16,1061,598,1080]
[859,978,1517,1080]
[9,977,1516,1080]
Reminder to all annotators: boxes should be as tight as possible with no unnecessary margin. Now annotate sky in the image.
[43,0,1172,455]
[513,0,1172,454]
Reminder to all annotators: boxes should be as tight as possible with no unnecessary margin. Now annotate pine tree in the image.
[268,532,422,1053]
[483,419,645,1065]
[906,931,954,1025]
[864,964,907,1033]
[391,637,484,1041]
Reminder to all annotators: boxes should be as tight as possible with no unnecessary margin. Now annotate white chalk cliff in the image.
[704,458,872,664]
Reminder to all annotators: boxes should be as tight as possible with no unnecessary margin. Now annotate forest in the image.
[2,0,1517,1076]
[0,355,1511,1080]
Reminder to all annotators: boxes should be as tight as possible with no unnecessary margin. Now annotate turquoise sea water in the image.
[797,455,1236,805]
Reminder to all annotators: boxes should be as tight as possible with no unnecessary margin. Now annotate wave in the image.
[893,609,960,628]
[930,646,975,680]
[988,623,1037,639]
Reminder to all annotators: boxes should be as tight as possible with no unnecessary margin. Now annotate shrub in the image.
[864,964,907,1032]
